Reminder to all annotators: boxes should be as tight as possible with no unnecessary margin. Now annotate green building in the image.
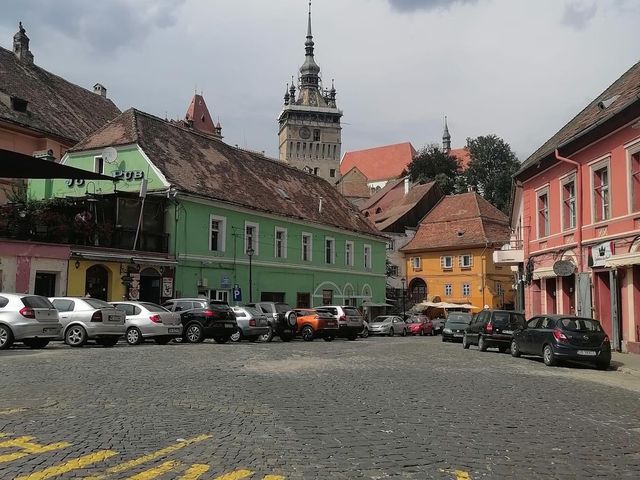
[30,108,386,308]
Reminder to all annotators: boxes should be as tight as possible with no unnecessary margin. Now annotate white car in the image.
[110,301,182,345]
[0,293,62,350]
[50,297,125,347]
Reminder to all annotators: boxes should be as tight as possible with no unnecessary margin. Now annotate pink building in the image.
[504,60,640,353]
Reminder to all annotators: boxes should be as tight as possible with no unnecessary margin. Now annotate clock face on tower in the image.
[299,127,311,139]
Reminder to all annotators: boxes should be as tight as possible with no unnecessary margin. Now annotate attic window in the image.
[275,187,291,200]
[10,96,28,113]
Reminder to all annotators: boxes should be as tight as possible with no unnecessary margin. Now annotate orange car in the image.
[294,308,340,342]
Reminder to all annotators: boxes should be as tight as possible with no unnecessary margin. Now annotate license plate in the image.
[168,328,181,333]
[282,329,291,333]
[224,323,235,328]
[454,333,463,337]
[107,315,121,323]
[43,327,57,333]
[502,330,513,335]
[578,350,597,356]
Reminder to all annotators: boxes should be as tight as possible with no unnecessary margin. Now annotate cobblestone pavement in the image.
[1,336,640,479]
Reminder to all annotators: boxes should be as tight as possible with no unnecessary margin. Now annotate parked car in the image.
[0,294,62,350]
[463,309,526,352]
[293,308,339,341]
[246,302,298,342]
[177,300,238,344]
[442,312,473,342]
[314,305,364,340]
[405,316,433,336]
[511,315,611,370]
[230,306,270,342]
[162,298,208,312]
[50,297,125,347]
[110,301,182,345]
[369,315,407,337]
[431,317,445,335]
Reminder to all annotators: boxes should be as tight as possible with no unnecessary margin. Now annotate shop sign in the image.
[552,260,576,277]
[590,241,614,268]
[221,275,231,289]
[66,170,145,187]
[162,277,173,297]
[129,273,141,300]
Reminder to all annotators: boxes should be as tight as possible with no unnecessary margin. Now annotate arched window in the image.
[85,265,109,300]
[409,278,427,304]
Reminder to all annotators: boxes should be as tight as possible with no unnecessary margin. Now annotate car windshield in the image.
[343,307,361,317]
[141,303,169,313]
[559,317,603,332]
[244,306,262,317]
[448,313,472,323]
[84,299,111,309]
[406,318,422,324]
[274,303,292,313]
[21,296,54,309]
[445,319,469,328]
[372,316,391,323]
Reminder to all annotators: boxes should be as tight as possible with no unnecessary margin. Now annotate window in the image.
[364,244,372,269]
[245,222,259,255]
[388,264,399,276]
[94,156,104,174]
[631,152,640,212]
[313,129,321,141]
[209,215,226,252]
[593,165,610,222]
[440,256,453,270]
[329,169,336,178]
[496,282,503,296]
[462,283,471,297]
[444,284,452,296]
[301,233,312,261]
[537,190,549,237]
[459,254,473,268]
[274,227,287,259]
[325,237,335,264]
[322,289,333,305]
[297,292,311,308]
[562,178,576,230]
[345,241,354,266]
[411,257,422,271]
[296,142,300,152]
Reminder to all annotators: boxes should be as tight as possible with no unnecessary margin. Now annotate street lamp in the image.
[247,246,254,302]
[401,277,406,318]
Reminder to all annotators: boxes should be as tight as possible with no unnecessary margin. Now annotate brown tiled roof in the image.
[340,142,416,182]
[518,60,640,177]
[0,47,120,144]
[71,109,382,237]
[401,192,509,252]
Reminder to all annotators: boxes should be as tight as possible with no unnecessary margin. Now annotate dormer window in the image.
[10,96,28,113]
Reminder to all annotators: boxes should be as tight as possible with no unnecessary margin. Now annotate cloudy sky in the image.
[2,0,640,161]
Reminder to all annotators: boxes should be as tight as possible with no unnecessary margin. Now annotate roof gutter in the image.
[554,149,583,272]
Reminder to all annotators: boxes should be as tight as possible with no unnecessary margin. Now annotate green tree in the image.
[465,135,520,213]
[407,144,461,194]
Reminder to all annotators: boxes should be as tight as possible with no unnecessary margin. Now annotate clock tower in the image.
[278,2,342,182]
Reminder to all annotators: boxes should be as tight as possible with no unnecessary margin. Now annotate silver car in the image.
[230,306,270,342]
[110,301,183,345]
[369,315,408,337]
[50,297,125,347]
[0,293,62,349]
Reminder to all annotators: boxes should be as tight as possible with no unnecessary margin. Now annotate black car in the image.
[442,312,472,342]
[178,300,238,344]
[245,302,298,342]
[511,315,611,370]
[463,309,526,352]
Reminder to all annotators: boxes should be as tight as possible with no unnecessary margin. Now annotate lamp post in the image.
[401,277,406,318]
[247,246,254,302]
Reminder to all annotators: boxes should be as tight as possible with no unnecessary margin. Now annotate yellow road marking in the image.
[15,450,117,480]
[179,464,210,480]
[0,436,71,463]
[263,476,286,480]
[0,408,26,415]
[105,434,212,475]
[126,460,178,480]
[213,470,254,480]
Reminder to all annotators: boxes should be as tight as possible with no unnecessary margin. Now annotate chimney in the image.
[13,22,34,64]
[404,178,410,195]
[93,83,107,98]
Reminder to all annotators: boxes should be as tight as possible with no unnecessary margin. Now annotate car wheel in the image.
[388,328,394,337]
[154,337,171,345]
[348,333,358,341]
[0,324,14,350]
[441,336,446,342]
[97,337,119,348]
[511,339,521,357]
[65,325,87,347]
[478,335,489,352]
[462,334,470,349]
[260,325,274,343]
[361,328,369,339]
[301,325,315,342]
[595,360,610,371]
[23,338,49,349]
[247,336,259,342]
[126,327,143,346]
[184,323,204,344]
[230,329,242,343]
[280,331,294,342]
[420,329,424,336]
[323,336,335,342]
[431,329,436,336]
[543,344,557,366]
[401,329,407,337]
[213,336,229,344]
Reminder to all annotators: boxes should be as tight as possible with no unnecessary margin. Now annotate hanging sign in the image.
[590,241,614,268]
[162,277,173,297]
[553,260,576,277]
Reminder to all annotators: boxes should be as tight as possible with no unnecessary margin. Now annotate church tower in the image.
[278,2,342,182]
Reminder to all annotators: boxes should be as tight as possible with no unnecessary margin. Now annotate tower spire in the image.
[442,115,451,153]
[300,0,320,88]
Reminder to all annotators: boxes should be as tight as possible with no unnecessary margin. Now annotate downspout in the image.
[554,149,583,272]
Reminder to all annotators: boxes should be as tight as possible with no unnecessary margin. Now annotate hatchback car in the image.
[178,300,238,344]
[0,293,62,349]
[50,297,125,347]
[230,306,270,342]
[511,315,611,369]
[314,305,363,340]
[405,316,433,336]
[369,315,407,336]
[111,301,182,345]
[442,312,472,342]
[463,309,526,352]
[294,308,339,341]
[246,302,298,342]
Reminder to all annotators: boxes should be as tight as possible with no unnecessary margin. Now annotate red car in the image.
[405,316,434,336]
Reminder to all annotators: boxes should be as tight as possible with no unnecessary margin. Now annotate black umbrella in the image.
[0,148,113,180]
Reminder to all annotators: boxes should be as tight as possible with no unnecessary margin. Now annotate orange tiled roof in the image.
[340,142,416,182]
[449,147,471,170]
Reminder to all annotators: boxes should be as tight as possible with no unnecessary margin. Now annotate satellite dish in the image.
[101,147,118,164]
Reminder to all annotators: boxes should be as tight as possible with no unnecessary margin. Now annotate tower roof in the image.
[443,116,451,140]
[299,1,321,83]
[184,93,218,136]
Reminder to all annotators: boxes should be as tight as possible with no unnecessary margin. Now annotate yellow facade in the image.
[405,247,515,309]
[67,260,126,301]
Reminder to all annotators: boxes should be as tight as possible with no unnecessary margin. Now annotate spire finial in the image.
[308,1,312,36]
[442,115,451,153]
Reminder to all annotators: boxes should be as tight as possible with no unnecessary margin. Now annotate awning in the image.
[362,301,393,307]
[605,252,640,268]
[533,266,556,280]
[0,148,113,180]
[414,301,481,310]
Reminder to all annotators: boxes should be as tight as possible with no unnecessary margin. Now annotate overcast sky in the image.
[2,0,640,161]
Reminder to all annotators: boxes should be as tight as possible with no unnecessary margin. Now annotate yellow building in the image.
[401,193,515,310]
